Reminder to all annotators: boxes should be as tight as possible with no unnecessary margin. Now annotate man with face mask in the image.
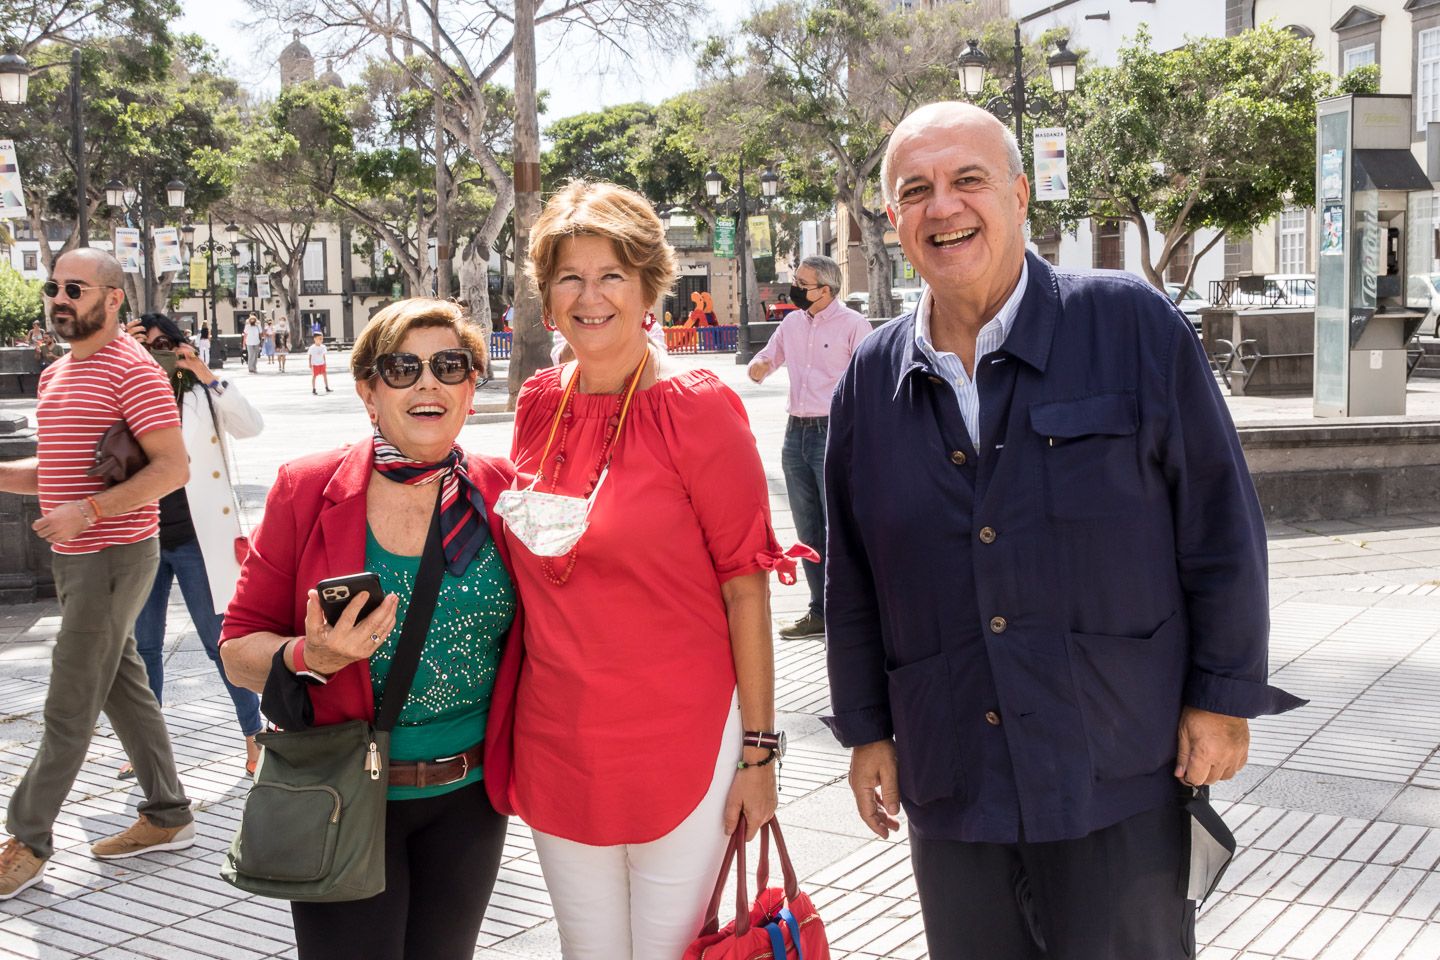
[748,255,872,640]
[0,249,195,900]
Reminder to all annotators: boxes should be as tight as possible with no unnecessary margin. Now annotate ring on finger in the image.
[371,633,381,645]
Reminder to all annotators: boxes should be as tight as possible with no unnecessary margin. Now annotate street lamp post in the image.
[181,218,237,334]
[957,26,1079,146]
[105,176,186,313]
[0,48,91,246]
[704,160,781,363]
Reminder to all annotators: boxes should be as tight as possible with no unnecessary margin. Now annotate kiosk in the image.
[1314,94,1432,417]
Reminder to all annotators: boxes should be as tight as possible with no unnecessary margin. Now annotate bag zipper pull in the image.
[365,741,381,780]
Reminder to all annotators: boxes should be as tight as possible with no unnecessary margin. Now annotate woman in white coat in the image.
[127,313,265,775]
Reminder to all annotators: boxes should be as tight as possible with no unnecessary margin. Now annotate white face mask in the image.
[499,354,646,560]
[493,467,609,558]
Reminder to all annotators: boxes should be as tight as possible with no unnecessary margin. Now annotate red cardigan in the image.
[219,441,525,815]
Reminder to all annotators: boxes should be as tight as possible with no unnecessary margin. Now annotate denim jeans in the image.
[781,416,827,618]
[134,537,263,737]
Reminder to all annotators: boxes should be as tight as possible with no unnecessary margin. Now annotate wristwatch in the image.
[737,729,786,769]
[204,379,228,395]
[290,638,331,686]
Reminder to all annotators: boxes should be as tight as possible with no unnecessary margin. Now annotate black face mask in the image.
[789,284,812,311]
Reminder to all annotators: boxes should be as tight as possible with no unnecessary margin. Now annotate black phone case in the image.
[316,573,384,626]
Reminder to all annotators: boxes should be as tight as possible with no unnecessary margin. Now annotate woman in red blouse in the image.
[492,181,804,959]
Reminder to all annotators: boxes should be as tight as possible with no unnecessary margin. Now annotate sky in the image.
[176,0,751,123]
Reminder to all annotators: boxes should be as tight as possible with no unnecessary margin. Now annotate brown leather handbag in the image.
[87,422,148,486]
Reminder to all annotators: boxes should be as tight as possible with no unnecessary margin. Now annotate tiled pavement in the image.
[1,354,1439,958]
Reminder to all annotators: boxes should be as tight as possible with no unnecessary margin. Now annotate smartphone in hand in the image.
[316,572,384,626]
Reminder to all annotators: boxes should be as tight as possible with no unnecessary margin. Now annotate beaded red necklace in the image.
[534,352,649,585]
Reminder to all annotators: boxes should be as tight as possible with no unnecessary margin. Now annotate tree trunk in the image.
[506,0,546,409]
[855,206,894,318]
[458,247,493,347]
[431,2,452,299]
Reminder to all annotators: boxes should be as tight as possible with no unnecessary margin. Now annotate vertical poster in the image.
[153,227,183,273]
[115,228,142,273]
[713,219,736,258]
[256,274,271,299]
[189,255,208,289]
[1320,203,1344,256]
[236,269,251,298]
[1032,127,1070,201]
[216,255,235,289]
[1321,149,1344,201]
[747,215,772,257]
[0,141,26,219]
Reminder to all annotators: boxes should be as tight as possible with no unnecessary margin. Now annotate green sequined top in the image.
[366,527,516,800]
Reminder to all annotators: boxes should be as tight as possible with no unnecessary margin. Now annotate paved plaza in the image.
[0,350,1439,958]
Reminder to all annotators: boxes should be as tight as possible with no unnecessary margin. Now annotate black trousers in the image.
[911,800,1195,960]
[291,780,508,960]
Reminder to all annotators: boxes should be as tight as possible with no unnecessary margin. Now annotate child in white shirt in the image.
[307,333,331,395]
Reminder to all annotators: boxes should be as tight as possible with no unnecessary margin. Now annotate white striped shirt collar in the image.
[913,258,1029,366]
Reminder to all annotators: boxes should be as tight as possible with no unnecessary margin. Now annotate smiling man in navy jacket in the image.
[823,102,1305,959]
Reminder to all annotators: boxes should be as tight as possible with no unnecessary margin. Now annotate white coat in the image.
[178,380,263,612]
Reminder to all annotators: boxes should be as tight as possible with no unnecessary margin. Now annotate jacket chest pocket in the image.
[1030,393,1141,519]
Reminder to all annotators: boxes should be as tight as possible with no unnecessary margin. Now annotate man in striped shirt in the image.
[0,249,196,899]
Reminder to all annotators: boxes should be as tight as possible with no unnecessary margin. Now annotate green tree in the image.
[1064,24,1334,291]
[0,264,44,341]
[543,102,655,190]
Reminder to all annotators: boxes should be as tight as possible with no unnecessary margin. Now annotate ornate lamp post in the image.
[1,49,92,246]
[104,177,186,313]
[957,28,1079,145]
[181,218,238,335]
[703,160,781,362]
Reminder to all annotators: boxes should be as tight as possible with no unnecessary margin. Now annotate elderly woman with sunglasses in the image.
[219,299,519,960]
[488,180,812,960]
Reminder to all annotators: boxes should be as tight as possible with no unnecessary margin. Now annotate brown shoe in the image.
[0,837,46,900]
[90,815,195,860]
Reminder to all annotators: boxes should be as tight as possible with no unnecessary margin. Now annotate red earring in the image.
[542,315,557,332]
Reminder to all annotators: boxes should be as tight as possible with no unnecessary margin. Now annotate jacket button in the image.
[210,435,219,444]
[212,470,221,479]
[985,711,1002,726]
[989,616,1007,634]
[222,506,231,515]
[979,526,996,544]
[950,450,967,466]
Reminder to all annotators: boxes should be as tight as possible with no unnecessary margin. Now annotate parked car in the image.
[767,300,800,322]
[1165,283,1206,332]
[1408,273,1440,336]
[896,287,923,314]
[843,291,870,315]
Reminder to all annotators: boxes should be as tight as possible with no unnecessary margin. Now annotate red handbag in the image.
[684,817,830,960]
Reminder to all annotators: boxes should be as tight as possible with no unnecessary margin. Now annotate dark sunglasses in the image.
[371,349,475,388]
[42,280,114,300]
[148,336,177,351]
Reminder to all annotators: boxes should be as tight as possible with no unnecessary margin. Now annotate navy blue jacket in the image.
[823,252,1304,843]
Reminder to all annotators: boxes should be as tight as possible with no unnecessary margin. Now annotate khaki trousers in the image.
[6,538,192,859]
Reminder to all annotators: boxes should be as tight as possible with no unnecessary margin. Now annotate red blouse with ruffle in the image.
[504,366,803,845]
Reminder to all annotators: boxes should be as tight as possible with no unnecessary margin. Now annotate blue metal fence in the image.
[490,331,512,359]
[489,325,739,361]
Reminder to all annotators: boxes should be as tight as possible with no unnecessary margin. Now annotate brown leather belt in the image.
[387,743,483,788]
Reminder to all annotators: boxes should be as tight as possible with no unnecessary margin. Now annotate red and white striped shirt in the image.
[36,334,180,555]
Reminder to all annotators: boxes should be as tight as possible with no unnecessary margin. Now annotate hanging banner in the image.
[236,269,251,297]
[1032,127,1070,201]
[713,219,736,259]
[256,274,272,299]
[115,228,142,274]
[216,256,235,289]
[188,255,208,289]
[0,141,26,219]
[153,227,183,273]
[747,216,772,257]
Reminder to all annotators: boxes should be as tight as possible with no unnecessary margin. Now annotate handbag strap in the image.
[373,490,445,732]
[201,386,250,536]
[699,816,751,937]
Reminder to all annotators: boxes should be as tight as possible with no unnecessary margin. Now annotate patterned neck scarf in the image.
[371,431,490,576]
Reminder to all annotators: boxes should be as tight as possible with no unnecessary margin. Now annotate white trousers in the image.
[533,695,742,960]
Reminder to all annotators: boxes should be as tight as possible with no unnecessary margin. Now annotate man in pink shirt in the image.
[749,255,872,639]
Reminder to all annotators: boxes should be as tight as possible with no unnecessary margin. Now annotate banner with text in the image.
[189,255,208,289]
[747,216,772,257]
[153,227,183,273]
[1032,127,1070,201]
[236,269,251,298]
[116,229,142,274]
[256,274,271,299]
[713,219,736,259]
[0,141,26,219]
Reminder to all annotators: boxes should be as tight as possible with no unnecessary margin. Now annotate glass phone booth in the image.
[1314,94,1432,418]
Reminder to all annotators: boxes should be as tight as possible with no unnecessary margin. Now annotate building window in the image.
[1278,207,1308,274]
[1032,226,1061,266]
[1344,43,1376,72]
[22,252,36,271]
[1419,27,1440,130]
[1093,219,1123,270]
[302,240,326,295]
